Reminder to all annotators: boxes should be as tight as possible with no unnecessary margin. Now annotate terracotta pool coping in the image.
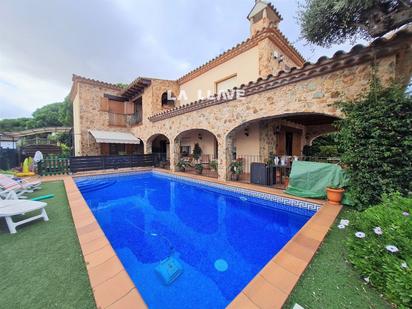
[45,168,341,309]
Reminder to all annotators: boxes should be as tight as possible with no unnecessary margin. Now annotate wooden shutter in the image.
[125,101,135,114]
[100,97,109,111]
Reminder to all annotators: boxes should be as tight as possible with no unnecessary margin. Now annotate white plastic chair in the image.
[0,200,49,234]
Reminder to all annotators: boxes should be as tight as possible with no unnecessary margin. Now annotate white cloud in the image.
[0,0,367,119]
[0,54,68,119]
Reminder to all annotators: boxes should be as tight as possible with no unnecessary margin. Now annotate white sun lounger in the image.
[0,187,28,200]
[0,174,41,192]
[0,200,49,234]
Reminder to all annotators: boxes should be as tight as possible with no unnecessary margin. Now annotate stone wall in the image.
[76,83,129,156]
[258,37,297,78]
[73,38,411,180]
[128,55,398,180]
[141,79,180,126]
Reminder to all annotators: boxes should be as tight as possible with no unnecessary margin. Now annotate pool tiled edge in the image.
[228,202,342,308]
[55,169,341,309]
[63,177,147,309]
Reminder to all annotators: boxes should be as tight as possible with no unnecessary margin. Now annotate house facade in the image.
[69,1,412,180]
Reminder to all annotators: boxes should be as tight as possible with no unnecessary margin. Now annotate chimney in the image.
[247,1,282,36]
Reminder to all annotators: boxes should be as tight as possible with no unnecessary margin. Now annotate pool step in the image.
[77,180,117,193]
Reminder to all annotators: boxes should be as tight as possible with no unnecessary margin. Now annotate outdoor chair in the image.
[0,174,41,192]
[201,154,210,168]
[0,199,49,233]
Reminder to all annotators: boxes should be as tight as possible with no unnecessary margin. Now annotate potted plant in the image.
[326,186,345,205]
[229,159,243,181]
[193,143,202,161]
[176,159,187,172]
[194,163,203,174]
[210,160,218,172]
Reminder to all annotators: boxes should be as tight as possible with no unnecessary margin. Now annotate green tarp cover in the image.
[285,161,350,204]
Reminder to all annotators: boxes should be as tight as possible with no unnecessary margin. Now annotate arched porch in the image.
[222,112,340,184]
[146,134,171,169]
[173,129,219,178]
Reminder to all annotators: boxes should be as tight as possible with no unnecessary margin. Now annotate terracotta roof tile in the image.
[149,26,412,122]
[177,27,305,84]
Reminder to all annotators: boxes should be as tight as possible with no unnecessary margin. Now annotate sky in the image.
[0,0,366,119]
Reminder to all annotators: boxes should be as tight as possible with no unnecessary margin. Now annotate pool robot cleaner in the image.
[150,232,184,285]
[127,220,183,285]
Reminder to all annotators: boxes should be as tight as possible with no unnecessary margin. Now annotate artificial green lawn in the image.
[0,181,96,309]
[285,208,392,309]
[0,183,394,309]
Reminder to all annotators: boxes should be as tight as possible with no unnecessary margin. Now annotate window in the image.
[180,146,190,156]
[161,92,175,107]
[215,74,237,94]
[109,143,126,155]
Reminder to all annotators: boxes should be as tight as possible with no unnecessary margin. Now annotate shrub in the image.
[176,159,187,171]
[336,79,412,209]
[194,163,203,174]
[192,143,202,161]
[229,159,243,175]
[346,194,412,307]
[210,160,218,172]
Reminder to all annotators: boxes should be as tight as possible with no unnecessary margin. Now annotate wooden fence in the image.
[69,154,155,173]
[38,157,70,176]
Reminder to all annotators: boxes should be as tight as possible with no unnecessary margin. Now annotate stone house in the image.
[69,1,412,180]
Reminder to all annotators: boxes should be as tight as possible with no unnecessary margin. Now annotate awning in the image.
[89,130,141,144]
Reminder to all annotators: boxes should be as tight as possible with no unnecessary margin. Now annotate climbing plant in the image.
[336,78,412,209]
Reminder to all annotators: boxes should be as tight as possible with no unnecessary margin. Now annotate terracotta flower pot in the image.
[326,187,345,205]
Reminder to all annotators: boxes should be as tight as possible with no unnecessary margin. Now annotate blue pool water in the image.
[76,172,316,308]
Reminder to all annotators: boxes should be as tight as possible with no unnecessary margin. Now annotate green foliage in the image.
[60,144,71,157]
[192,143,202,160]
[346,194,412,307]
[210,160,218,172]
[298,0,411,47]
[336,80,412,209]
[304,133,340,157]
[0,96,72,132]
[176,159,187,171]
[229,159,243,175]
[0,118,31,131]
[285,208,391,309]
[115,83,129,89]
[194,163,203,174]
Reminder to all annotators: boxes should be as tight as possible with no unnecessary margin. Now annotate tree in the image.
[192,143,202,161]
[299,0,412,47]
[26,102,64,128]
[115,83,128,89]
[336,78,412,209]
[0,118,31,132]
[0,97,73,132]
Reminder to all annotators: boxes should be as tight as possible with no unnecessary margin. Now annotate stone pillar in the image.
[144,139,152,154]
[259,120,277,160]
[218,133,233,181]
[170,137,180,172]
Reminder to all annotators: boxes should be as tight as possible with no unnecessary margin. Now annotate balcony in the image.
[108,113,127,127]
[127,113,142,126]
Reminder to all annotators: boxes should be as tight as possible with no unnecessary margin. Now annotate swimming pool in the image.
[75,171,317,308]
